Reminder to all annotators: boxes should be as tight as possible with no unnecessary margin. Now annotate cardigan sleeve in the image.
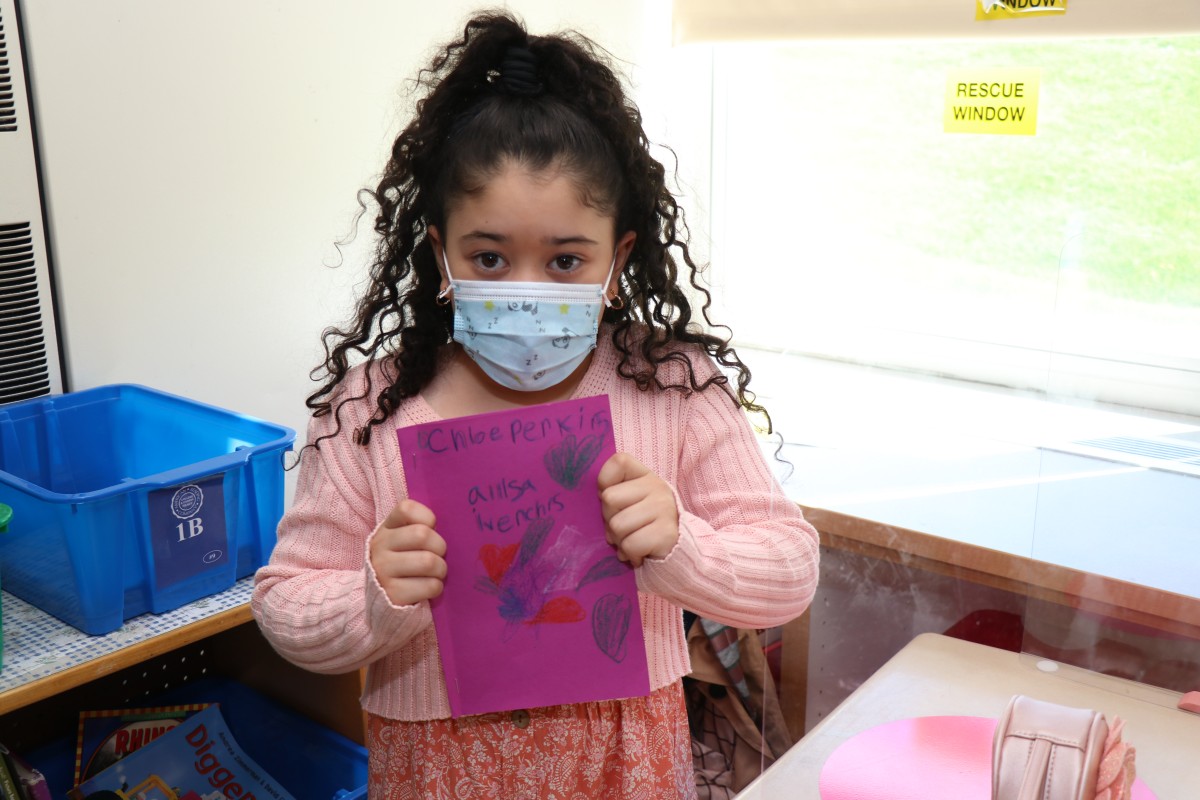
[636,369,820,629]
[251,407,433,674]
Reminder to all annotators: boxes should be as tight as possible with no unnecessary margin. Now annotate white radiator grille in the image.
[0,9,16,132]
[1,221,52,402]
[0,0,65,404]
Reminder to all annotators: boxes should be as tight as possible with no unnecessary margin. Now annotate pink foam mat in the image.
[818,716,1154,800]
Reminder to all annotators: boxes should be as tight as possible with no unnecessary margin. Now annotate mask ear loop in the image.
[603,252,624,310]
[436,248,455,306]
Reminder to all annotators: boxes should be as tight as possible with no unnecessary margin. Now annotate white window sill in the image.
[747,349,1200,600]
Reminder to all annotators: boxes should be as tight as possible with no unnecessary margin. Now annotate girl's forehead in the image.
[447,163,616,239]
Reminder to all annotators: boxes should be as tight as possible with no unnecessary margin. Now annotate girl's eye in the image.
[551,255,583,273]
[472,252,507,272]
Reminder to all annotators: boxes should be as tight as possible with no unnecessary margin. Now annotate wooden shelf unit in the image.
[0,580,365,757]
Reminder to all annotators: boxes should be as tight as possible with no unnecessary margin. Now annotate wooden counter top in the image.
[740,633,1200,799]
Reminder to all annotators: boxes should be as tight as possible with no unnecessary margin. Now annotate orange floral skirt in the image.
[366,681,697,799]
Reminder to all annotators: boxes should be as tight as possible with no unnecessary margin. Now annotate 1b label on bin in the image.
[149,475,228,589]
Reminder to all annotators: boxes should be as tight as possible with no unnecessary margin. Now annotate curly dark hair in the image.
[308,10,771,446]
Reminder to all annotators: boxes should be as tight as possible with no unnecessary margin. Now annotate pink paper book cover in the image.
[397,394,651,717]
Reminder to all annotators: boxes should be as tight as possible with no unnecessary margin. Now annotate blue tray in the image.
[0,384,294,634]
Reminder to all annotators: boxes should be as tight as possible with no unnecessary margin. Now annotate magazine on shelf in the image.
[75,704,210,784]
[0,744,51,800]
[68,705,295,800]
[0,744,23,800]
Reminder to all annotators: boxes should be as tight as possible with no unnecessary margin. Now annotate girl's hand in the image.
[370,499,448,606]
[597,453,680,568]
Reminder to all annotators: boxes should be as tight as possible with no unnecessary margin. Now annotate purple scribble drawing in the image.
[576,555,627,589]
[543,433,604,490]
[475,516,629,643]
[592,593,633,663]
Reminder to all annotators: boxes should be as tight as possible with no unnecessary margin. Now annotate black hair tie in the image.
[499,45,544,96]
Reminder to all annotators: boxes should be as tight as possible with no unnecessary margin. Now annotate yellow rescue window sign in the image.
[944,69,1040,136]
[977,0,1067,20]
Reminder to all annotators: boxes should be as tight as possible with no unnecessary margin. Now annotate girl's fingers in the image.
[598,453,680,567]
[383,498,437,531]
[370,500,448,606]
[597,452,650,492]
[376,519,447,559]
[605,498,660,541]
[605,496,679,567]
[378,549,448,581]
[373,547,448,606]
[614,525,678,568]
[603,479,676,536]
[380,575,445,606]
[599,471,659,523]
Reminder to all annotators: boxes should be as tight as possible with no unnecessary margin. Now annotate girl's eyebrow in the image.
[461,230,507,243]
[545,235,599,246]
[459,231,600,247]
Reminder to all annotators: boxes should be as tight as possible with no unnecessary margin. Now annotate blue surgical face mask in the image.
[438,251,618,392]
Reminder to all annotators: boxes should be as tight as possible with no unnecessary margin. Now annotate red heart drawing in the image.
[528,596,586,625]
[479,543,519,585]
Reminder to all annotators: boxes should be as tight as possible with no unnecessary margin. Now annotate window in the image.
[665,2,1200,416]
[701,34,1200,415]
[665,0,1200,708]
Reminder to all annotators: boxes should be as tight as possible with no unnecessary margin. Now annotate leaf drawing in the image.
[543,433,604,490]
[592,593,633,662]
[576,555,627,590]
[515,516,554,568]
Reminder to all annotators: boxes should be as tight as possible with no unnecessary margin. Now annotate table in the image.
[739,633,1200,798]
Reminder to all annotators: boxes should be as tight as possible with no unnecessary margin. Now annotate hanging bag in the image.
[685,620,793,798]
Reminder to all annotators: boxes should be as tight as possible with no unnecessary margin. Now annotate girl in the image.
[252,11,819,799]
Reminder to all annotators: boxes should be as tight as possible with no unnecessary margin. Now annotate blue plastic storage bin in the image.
[26,677,368,799]
[0,385,294,634]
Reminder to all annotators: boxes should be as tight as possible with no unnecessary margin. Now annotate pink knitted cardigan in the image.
[251,333,820,721]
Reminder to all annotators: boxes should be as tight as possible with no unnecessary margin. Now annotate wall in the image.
[20,1,682,499]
